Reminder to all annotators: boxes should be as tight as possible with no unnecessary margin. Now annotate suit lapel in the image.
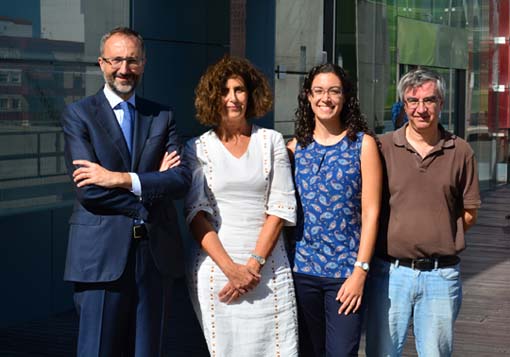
[93,91,132,170]
[132,96,153,170]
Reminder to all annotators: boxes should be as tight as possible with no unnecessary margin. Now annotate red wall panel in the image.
[488,0,510,130]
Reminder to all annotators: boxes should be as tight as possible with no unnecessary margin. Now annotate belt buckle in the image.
[133,225,143,239]
[413,258,434,271]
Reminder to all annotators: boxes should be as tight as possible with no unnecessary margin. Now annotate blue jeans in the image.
[365,258,462,357]
[294,272,363,357]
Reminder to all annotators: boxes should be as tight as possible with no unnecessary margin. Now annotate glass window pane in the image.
[0,0,129,214]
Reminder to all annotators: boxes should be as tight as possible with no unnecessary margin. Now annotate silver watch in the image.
[250,253,266,266]
[354,261,370,272]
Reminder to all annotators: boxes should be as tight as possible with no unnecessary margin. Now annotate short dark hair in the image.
[194,56,273,126]
[100,27,145,58]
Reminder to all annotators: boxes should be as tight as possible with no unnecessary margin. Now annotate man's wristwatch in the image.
[354,261,370,272]
[250,253,266,266]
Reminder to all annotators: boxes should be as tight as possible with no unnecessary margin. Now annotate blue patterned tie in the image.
[119,101,133,154]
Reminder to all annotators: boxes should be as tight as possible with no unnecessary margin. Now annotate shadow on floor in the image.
[0,278,208,357]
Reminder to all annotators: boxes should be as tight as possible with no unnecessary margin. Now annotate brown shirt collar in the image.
[392,123,456,154]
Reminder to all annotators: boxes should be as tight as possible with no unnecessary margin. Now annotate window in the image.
[10,72,21,84]
[0,0,130,215]
[11,98,21,110]
[0,70,22,85]
[0,98,9,110]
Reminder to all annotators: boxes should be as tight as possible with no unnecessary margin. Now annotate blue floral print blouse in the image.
[293,132,364,278]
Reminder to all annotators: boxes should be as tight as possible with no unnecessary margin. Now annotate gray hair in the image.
[99,27,145,58]
[397,68,445,102]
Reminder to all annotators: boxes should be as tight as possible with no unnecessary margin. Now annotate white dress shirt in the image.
[103,85,142,196]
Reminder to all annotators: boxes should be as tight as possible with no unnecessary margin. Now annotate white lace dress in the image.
[184,125,298,357]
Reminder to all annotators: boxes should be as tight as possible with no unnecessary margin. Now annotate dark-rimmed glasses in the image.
[101,57,144,69]
[405,96,439,109]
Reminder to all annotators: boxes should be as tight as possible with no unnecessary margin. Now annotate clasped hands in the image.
[218,259,261,304]
[72,151,180,188]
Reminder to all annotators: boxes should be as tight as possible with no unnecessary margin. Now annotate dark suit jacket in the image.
[61,90,191,283]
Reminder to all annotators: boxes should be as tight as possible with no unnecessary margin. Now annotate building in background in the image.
[0,0,507,328]
[274,0,509,187]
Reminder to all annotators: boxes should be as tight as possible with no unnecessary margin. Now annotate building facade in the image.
[274,0,509,187]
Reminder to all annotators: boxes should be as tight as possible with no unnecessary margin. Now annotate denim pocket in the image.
[438,264,461,280]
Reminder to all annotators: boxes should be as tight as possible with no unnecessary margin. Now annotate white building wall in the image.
[40,0,84,42]
[0,19,32,37]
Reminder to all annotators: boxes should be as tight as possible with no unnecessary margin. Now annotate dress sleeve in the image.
[183,138,215,225]
[265,131,297,226]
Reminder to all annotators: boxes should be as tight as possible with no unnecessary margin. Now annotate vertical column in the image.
[230,0,246,57]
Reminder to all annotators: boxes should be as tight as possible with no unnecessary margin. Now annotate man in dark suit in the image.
[61,27,190,356]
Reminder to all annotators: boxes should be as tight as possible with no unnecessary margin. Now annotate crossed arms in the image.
[62,103,190,221]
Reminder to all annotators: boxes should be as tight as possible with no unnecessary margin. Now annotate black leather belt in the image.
[133,224,148,240]
[389,255,460,271]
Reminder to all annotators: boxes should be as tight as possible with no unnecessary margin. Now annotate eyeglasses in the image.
[101,57,144,69]
[405,96,439,109]
[310,87,343,99]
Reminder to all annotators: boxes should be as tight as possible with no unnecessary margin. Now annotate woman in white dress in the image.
[183,56,299,356]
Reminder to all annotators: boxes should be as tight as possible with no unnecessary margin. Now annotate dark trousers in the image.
[294,272,363,357]
[74,240,172,357]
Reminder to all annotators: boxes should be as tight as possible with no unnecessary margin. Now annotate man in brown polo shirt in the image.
[365,68,481,357]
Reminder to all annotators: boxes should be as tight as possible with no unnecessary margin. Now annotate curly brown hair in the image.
[194,56,273,126]
[295,63,373,147]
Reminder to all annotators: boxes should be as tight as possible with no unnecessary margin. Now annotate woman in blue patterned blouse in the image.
[287,63,382,356]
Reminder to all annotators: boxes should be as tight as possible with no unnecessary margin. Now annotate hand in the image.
[223,262,261,294]
[72,160,129,189]
[159,151,181,171]
[218,259,263,303]
[336,270,367,315]
[218,282,245,304]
